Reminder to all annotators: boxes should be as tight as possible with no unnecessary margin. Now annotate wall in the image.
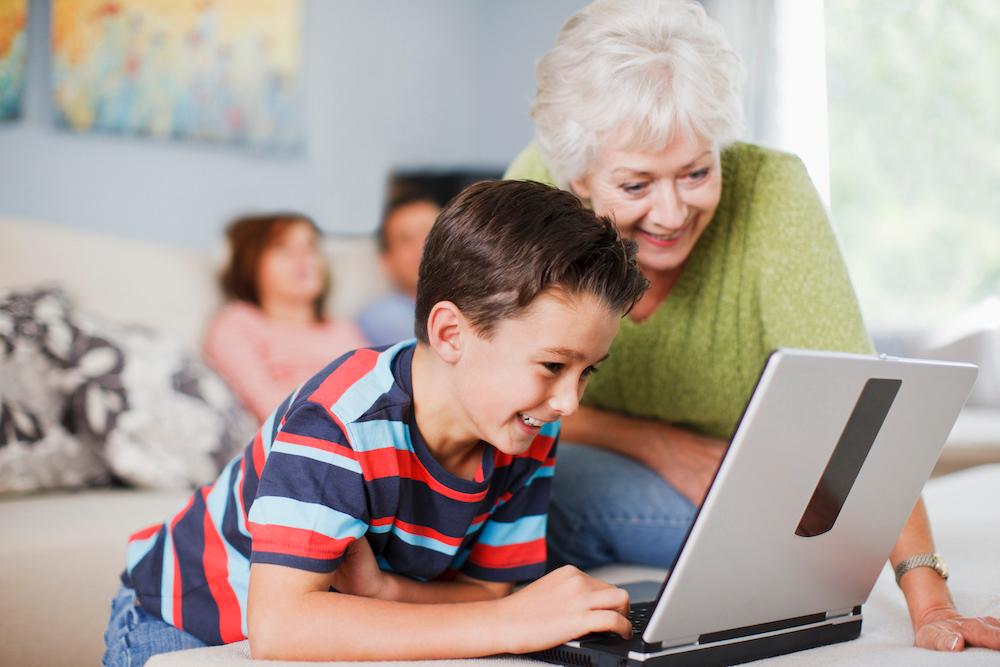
[0,0,583,248]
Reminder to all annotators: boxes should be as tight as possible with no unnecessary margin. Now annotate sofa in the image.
[1,216,999,667]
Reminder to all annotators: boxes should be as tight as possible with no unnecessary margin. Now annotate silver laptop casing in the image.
[642,349,978,651]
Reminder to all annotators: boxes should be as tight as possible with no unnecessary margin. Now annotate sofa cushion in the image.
[0,286,110,494]
[66,314,257,490]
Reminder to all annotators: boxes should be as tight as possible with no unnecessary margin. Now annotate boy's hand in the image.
[330,537,390,600]
[498,565,632,654]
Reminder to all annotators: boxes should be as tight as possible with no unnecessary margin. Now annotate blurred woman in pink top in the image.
[203,213,369,422]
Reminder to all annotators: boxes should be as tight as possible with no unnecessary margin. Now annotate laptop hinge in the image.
[825,607,856,621]
[654,635,698,650]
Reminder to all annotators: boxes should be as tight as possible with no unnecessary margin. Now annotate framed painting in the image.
[0,0,28,121]
[52,0,303,151]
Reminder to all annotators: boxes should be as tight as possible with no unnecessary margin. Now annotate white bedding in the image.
[150,464,1000,666]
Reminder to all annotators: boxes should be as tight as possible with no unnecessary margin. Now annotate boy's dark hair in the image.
[220,212,330,321]
[414,180,648,343]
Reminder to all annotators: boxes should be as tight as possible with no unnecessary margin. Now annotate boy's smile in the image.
[413,289,622,476]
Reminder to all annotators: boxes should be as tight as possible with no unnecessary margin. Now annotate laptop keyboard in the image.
[628,601,655,634]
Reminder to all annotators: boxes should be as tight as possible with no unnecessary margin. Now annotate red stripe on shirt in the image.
[526,435,556,463]
[248,522,356,561]
[392,518,464,547]
[200,488,244,643]
[469,537,546,569]
[236,457,247,522]
[169,495,195,631]
[277,431,356,460]
[128,523,161,543]
[251,431,265,479]
[309,348,380,409]
[358,448,488,503]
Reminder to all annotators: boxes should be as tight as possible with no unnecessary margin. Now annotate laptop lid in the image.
[642,349,977,649]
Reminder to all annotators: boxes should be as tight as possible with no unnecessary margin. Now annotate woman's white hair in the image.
[531,0,745,188]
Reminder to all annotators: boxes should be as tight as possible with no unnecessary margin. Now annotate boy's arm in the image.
[329,535,513,603]
[248,561,631,661]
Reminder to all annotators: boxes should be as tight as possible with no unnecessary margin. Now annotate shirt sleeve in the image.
[202,304,297,423]
[461,428,558,583]
[749,153,875,355]
[247,401,369,573]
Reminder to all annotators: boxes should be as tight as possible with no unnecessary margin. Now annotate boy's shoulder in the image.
[280,341,416,437]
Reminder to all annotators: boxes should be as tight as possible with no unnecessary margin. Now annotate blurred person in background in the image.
[203,213,368,422]
[357,190,440,346]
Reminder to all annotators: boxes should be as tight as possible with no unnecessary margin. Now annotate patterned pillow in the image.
[66,314,256,490]
[0,287,110,494]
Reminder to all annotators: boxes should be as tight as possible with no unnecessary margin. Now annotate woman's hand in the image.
[639,425,727,505]
[330,537,391,600]
[561,406,727,506]
[914,605,1000,651]
[498,565,632,654]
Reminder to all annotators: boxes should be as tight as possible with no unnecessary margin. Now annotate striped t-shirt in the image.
[122,340,558,645]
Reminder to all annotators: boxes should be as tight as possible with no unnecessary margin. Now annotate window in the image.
[825,0,1000,331]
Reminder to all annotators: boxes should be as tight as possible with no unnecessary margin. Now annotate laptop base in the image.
[530,616,862,667]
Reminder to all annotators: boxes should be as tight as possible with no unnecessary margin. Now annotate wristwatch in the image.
[894,553,949,586]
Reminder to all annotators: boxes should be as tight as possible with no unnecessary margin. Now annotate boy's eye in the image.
[542,362,564,374]
[581,366,598,379]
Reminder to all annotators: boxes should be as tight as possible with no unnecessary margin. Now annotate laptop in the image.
[531,348,977,666]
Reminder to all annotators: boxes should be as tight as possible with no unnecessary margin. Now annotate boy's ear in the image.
[425,301,466,364]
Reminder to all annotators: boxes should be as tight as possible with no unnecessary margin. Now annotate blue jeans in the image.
[547,443,696,570]
[102,585,207,667]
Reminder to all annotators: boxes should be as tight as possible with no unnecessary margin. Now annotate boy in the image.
[102,180,649,664]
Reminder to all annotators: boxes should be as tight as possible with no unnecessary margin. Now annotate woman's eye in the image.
[687,168,710,181]
[620,182,647,195]
[543,362,563,374]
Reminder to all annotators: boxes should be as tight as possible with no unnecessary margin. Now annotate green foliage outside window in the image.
[825,0,1000,330]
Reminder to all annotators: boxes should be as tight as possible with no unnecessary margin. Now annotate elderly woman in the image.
[506,0,1000,653]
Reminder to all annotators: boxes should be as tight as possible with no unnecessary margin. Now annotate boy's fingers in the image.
[589,609,632,639]
[588,586,630,615]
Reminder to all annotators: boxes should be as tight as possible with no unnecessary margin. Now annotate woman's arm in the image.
[892,500,1000,651]
[752,151,1000,651]
[561,405,726,505]
[247,562,631,661]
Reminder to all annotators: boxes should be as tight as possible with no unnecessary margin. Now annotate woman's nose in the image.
[647,182,688,231]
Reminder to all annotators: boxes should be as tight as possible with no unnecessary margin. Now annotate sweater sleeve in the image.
[503,142,557,185]
[748,153,874,355]
[202,304,297,423]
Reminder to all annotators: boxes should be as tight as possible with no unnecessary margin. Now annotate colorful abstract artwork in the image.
[0,0,28,121]
[51,0,303,150]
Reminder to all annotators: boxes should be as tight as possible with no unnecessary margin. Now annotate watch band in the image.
[894,552,949,586]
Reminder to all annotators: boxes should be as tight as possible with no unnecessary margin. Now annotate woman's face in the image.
[571,131,722,278]
[257,220,326,306]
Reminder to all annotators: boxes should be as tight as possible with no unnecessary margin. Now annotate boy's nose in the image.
[548,380,581,417]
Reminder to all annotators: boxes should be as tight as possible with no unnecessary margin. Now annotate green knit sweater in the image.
[505,142,873,438]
